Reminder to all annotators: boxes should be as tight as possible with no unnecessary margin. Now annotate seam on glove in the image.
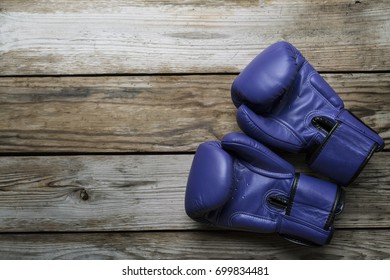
[286,174,299,215]
[285,41,303,69]
[268,115,305,145]
[241,106,304,149]
[336,110,380,145]
[228,211,276,228]
[324,187,342,230]
[282,214,330,235]
[288,175,334,214]
[223,139,294,177]
[306,71,339,110]
[307,122,341,165]
[291,200,330,217]
[344,142,378,186]
[240,160,293,179]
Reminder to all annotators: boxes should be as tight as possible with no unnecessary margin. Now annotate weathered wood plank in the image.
[1,0,389,75]
[0,73,388,153]
[0,230,388,259]
[0,152,388,232]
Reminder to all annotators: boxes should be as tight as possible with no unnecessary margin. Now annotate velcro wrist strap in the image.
[278,174,341,246]
[307,121,378,186]
[279,216,333,246]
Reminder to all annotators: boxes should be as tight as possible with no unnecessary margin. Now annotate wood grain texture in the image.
[0,152,388,232]
[0,230,388,260]
[1,0,389,75]
[0,73,388,153]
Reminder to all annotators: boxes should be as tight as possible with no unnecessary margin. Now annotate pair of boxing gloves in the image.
[185,42,384,246]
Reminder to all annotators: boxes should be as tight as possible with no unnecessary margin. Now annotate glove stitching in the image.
[335,110,362,133]
[324,187,342,230]
[308,122,341,165]
[229,211,276,228]
[306,71,338,110]
[240,160,293,179]
[268,115,305,145]
[282,214,330,235]
[242,106,304,149]
[286,174,299,215]
[215,160,238,224]
[336,110,382,146]
[285,41,303,69]
[304,110,341,152]
[222,139,294,176]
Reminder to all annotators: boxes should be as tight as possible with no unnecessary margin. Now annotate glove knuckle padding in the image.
[232,41,385,186]
[231,41,299,113]
[185,133,343,246]
[185,141,234,220]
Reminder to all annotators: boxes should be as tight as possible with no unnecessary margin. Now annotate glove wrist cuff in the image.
[307,116,379,186]
[278,174,343,246]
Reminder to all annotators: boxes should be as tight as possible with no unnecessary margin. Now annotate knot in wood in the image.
[80,189,89,201]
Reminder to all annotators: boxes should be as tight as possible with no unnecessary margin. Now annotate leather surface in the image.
[185,132,342,246]
[231,41,384,185]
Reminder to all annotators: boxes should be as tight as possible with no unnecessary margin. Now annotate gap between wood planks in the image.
[0,229,389,259]
[1,70,390,78]
[0,73,388,153]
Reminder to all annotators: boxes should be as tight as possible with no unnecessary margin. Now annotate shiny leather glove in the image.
[185,132,344,246]
[231,41,384,186]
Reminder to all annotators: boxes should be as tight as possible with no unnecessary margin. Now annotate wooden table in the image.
[0,0,389,259]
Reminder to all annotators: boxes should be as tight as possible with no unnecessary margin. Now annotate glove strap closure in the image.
[278,174,341,246]
[279,216,333,246]
[307,116,379,186]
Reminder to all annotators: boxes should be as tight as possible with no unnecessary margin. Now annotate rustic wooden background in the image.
[0,0,389,259]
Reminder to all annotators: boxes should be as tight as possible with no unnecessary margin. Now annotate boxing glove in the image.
[185,132,344,246]
[231,41,384,186]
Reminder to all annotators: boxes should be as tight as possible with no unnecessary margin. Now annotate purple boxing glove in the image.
[185,133,344,246]
[231,41,384,186]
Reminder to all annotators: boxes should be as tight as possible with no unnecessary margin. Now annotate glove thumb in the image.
[236,104,304,153]
[221,132,294,176]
